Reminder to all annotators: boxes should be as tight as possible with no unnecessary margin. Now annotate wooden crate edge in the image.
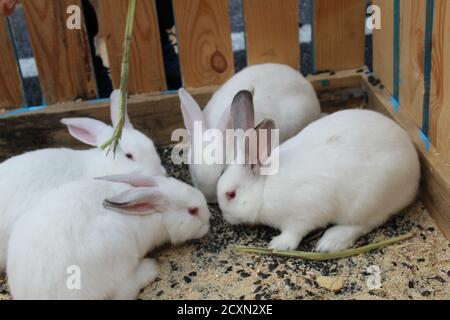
[363,75,450,241]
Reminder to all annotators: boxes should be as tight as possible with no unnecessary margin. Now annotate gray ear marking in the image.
[103,187,166,216]
[231,90,255,131]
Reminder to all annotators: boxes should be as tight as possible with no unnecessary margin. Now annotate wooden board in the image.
[363,75,450,241]
[0,87,216,161]
[23,0,97,104]
[0,18,24,110]
[372,0,394,94]
[430,0,450,164]
[313,0,366,71]
[173,0,234,88]
[399,0,426,128]
[307,68,367,111]
[96,0,166,93]
[243,0,300,69]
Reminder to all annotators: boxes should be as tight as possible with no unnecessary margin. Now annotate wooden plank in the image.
[96,0,166,93]
[363,75,450,241]
[0,87,216,161]
[313,0,366,71]
[173,0,234,88]
[372,0,394,94]
[399,0,426,128]
[307,68,366,111]
[0,18,24,111]
[243,0,300,69]
[23,0,97,104]
[430,0,450,164]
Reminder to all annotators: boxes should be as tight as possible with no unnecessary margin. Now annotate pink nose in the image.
[226,191,236,201]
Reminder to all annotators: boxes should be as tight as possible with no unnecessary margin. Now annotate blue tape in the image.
[0,106,47,119]
[393,0,401,102]
[419,129,431,153]
[391,96,400,113]
[0,90,183,120]
[422,0,434,136]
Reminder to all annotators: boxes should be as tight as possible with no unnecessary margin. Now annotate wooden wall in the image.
[373,0,450,163]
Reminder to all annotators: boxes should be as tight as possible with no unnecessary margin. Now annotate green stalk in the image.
[233,232,415,261]
[101,0,137,154]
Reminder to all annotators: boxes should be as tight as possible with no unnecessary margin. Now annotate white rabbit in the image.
[7,174,210,300]
[178,63,321,203]
[217,100,420,252]
[0,90,165,271]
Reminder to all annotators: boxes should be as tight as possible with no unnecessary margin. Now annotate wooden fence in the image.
[0,0,367,110]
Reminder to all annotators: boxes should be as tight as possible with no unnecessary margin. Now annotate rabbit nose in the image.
[226,191,236,201]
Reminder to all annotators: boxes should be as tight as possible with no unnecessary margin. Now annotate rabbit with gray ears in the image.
[178,63,321,203]
[217,92,420,252]
[7,174,210,300]
[0,90,165,271]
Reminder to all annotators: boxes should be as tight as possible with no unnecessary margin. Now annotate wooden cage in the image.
[0,0,449,239]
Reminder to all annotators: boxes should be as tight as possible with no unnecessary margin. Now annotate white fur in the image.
[217,110,420,252]
[0,90,165,271]
[179,63,321,202]
[7,175,210,300]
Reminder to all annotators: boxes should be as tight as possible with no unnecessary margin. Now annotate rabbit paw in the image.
[136,258,159,288]
[268,232,300,251]
[316,225,366,253]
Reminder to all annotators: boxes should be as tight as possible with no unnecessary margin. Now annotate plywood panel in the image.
[23,0,97,104]
[173,0,234,88]
[96,0,166,93]
[399,0,426,128]
[430,0,450,163]
[243,0,299,69]
[313,0,366,71]
[0,18,24,110]
[372,0,394,94]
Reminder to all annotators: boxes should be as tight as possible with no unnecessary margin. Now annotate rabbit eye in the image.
[126,153,134,160]
[226,191,236,201]
[188,207,199,216]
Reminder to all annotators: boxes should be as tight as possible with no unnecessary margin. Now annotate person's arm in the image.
[0,0,19,17]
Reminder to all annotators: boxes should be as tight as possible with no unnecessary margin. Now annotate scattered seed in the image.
[183,276,192,284]
[421,290,431,297]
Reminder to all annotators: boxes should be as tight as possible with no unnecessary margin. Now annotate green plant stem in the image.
[233,232,415,261]
[101,0,137,153]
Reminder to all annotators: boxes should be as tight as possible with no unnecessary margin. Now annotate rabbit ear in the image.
[231,90,255,131]
[248,119,276,168]
[110,89,133,129]
[216,105,232,132]
[178,88,205,133]
[61,118,112,147]
[96,174,161,188]
[103,188,166,216]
